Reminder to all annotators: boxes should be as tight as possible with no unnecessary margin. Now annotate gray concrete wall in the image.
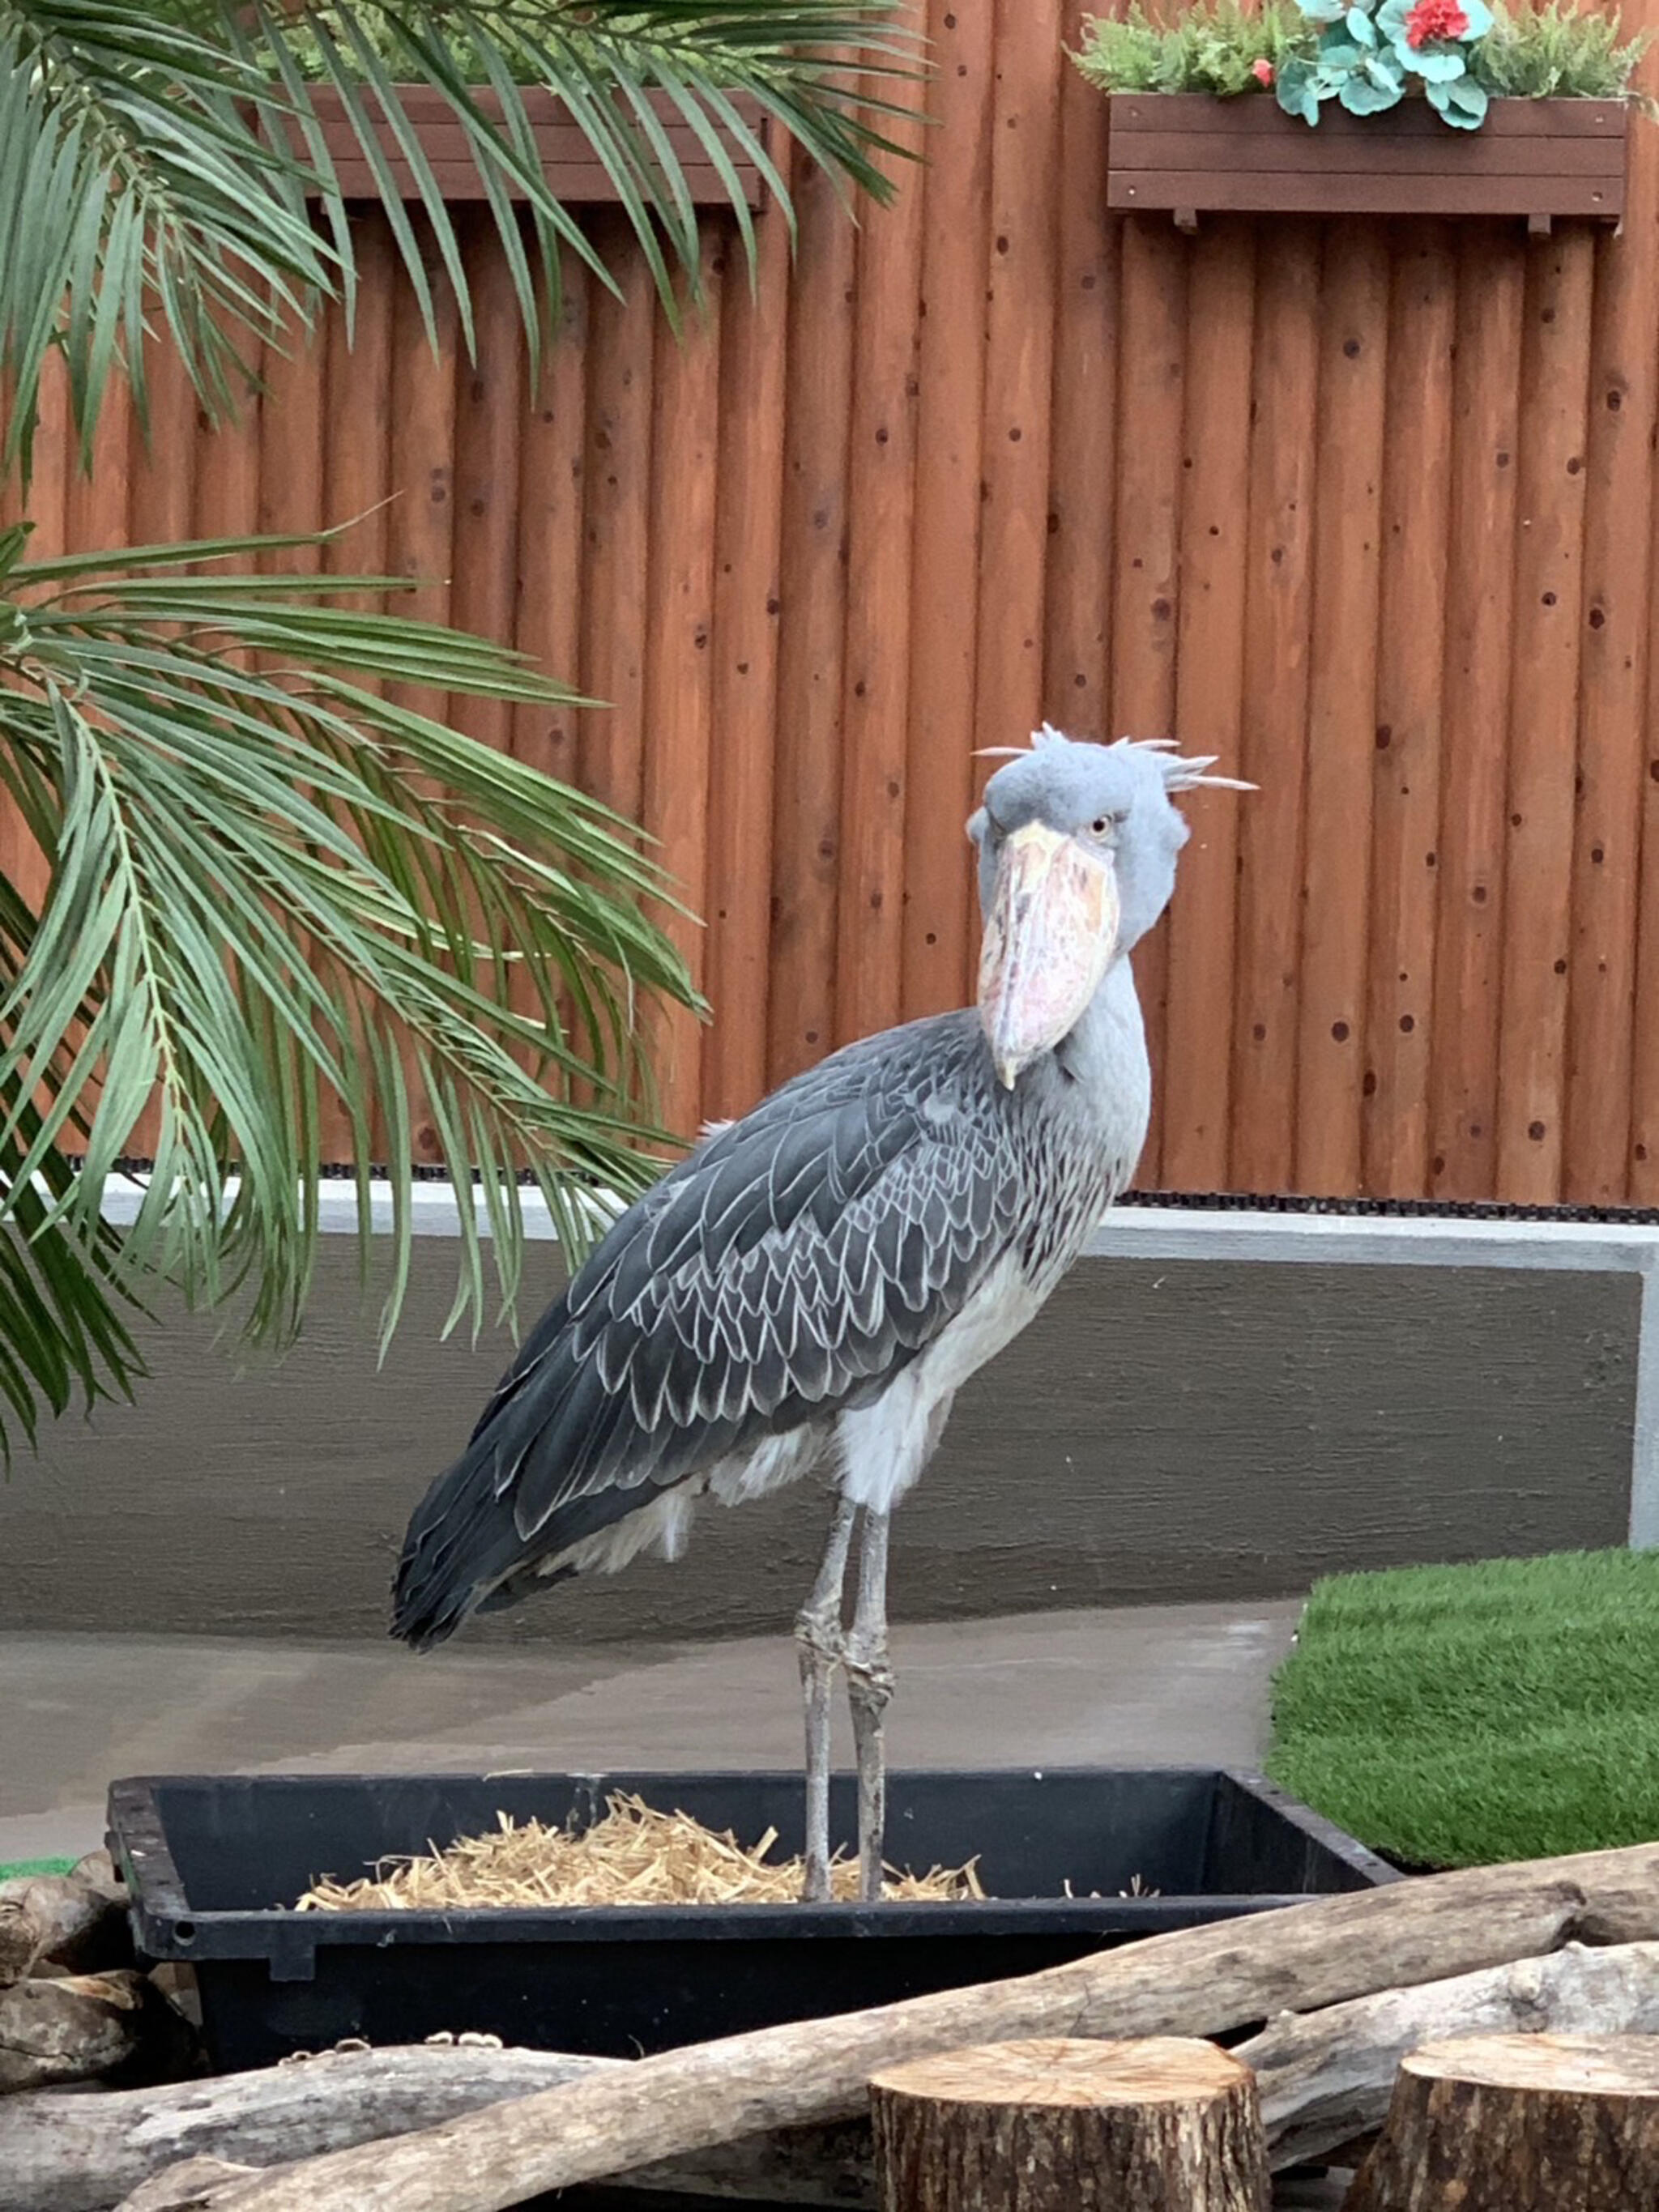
[0,1241,1636,1642]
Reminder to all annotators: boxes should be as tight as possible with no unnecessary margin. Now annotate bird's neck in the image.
[1054,954,1149,1096]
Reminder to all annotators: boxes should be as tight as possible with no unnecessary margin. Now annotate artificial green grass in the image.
[0,1856,75,1882]
[1266,1548,1659,1870]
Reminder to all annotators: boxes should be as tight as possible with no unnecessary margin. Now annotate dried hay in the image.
[294,1792,987,1911]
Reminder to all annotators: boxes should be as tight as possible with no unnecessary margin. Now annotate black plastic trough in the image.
[109,1767,1396,2074]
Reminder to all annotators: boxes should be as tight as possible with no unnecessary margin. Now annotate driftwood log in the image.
[61,1936,1659,2209]
[0,1971,156,2094]
[149,1842,1659,2212]
[0,1860,130,1987]
[117,2164,259,2212]
[1239,1936,1659,2170]
[1343,2033,1659,2211]
[0,2044,874,2212]
[869,2038,1268,2212]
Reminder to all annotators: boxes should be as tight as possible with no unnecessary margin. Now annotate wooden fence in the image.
[17,0,1659,1205]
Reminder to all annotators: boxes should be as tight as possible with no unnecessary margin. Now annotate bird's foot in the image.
[800,1853,834,1904]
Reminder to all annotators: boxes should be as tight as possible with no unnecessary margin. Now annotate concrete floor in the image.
[1,1597,1300,1863]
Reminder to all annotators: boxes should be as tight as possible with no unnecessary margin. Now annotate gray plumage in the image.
[391,730,1237,1660]
[392,1008,1123,1648]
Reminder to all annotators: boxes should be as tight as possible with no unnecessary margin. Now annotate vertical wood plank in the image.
[314,226,396,1167]
[836,96,926,1048]
[19,352,71,572]
[1429,230,1525,1200]
[578,218,656,833]
[130,328,199,554]
[901,0,994,1023]
[191,365,262,547]
[1043,0,1120,738]
[1365,224,1456,1197]
[124,333,207,1161]
[1294,224,1389,1196]
[387,223,460,729]
[1629,49,1659,1206]
[641,241,724,1139]
[321,220,394,609]
[1162,221,1255,1195]
[448,211,525,752]
[508,250,587,1076]
[384,224,458,1166]
[704,169,791,1122]
[19,354,71,563]
[1566,117,1659,1204]
[1495,231,1595,1202]
[1230,224,1321,1195]
[514,254,589,785]
[970,0,1064,992]
[256,312,326,571]
[66,376,133,556]
[768,165,856,1087]
[1108,216,1187,1188]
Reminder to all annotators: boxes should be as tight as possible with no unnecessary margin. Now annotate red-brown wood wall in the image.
[19,0,1659,1204]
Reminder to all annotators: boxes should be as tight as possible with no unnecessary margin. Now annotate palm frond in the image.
[0,0,922,476]
[0,524,701,1404]
[0,0,333,479]
[0,1072,146,1464]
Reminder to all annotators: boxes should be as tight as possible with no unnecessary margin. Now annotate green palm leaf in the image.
[0,526,701,1418]
[0,0,921,1458]
[1,0,920,471]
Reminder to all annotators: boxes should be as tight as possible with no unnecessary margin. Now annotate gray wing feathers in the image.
[499,1021,1020,1544]
[390,1013,1040,1650]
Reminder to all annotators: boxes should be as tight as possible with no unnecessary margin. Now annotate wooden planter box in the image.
[296,85,766,206]
[1107,91,1627,230]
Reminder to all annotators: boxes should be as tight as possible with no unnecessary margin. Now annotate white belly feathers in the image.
[837,1249,1044,1513]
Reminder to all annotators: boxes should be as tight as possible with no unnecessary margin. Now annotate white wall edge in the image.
[1085,1209,1659,1272]
[96,1173,1659,1271]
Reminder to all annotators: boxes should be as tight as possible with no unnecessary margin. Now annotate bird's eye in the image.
[1090,812,1124,837]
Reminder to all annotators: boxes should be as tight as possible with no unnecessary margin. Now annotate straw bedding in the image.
[294,1792,986,1910]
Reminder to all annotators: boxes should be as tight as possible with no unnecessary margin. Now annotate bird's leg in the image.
[795,1494,857,1903]
[844,1507,893,1904]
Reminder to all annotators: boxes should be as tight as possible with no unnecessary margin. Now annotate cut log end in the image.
[871,2037,1269,2212]
[873,2035,1252,2110]
[1407,2030,1659,2095]
[1346,2032,1659,2212]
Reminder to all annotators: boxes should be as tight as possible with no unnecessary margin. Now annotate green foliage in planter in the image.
[1075,1,1294,95]
[1076,0,1645,117]
[1478,0,1647,96]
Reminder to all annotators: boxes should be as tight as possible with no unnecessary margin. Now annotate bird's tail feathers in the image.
[390,1440,524,1652]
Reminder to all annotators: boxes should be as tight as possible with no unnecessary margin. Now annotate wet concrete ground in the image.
[2,1597,1301,1861]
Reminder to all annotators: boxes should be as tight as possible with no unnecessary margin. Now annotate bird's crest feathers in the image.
[974,724,1254,792]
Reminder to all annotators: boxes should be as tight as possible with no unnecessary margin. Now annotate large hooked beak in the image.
[977,824,1121,1090]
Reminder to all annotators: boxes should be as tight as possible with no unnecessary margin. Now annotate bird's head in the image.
[968,727,1251,1090]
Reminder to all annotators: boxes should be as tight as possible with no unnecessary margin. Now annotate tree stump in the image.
[869,2035,1269,2211]
[1344,2033,1659,2211]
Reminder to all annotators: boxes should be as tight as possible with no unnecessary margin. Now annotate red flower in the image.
[1252,56,1275,83]
[1404,0,1469,45]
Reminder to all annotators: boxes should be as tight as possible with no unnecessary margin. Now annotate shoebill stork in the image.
[392,727,1244,1900]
